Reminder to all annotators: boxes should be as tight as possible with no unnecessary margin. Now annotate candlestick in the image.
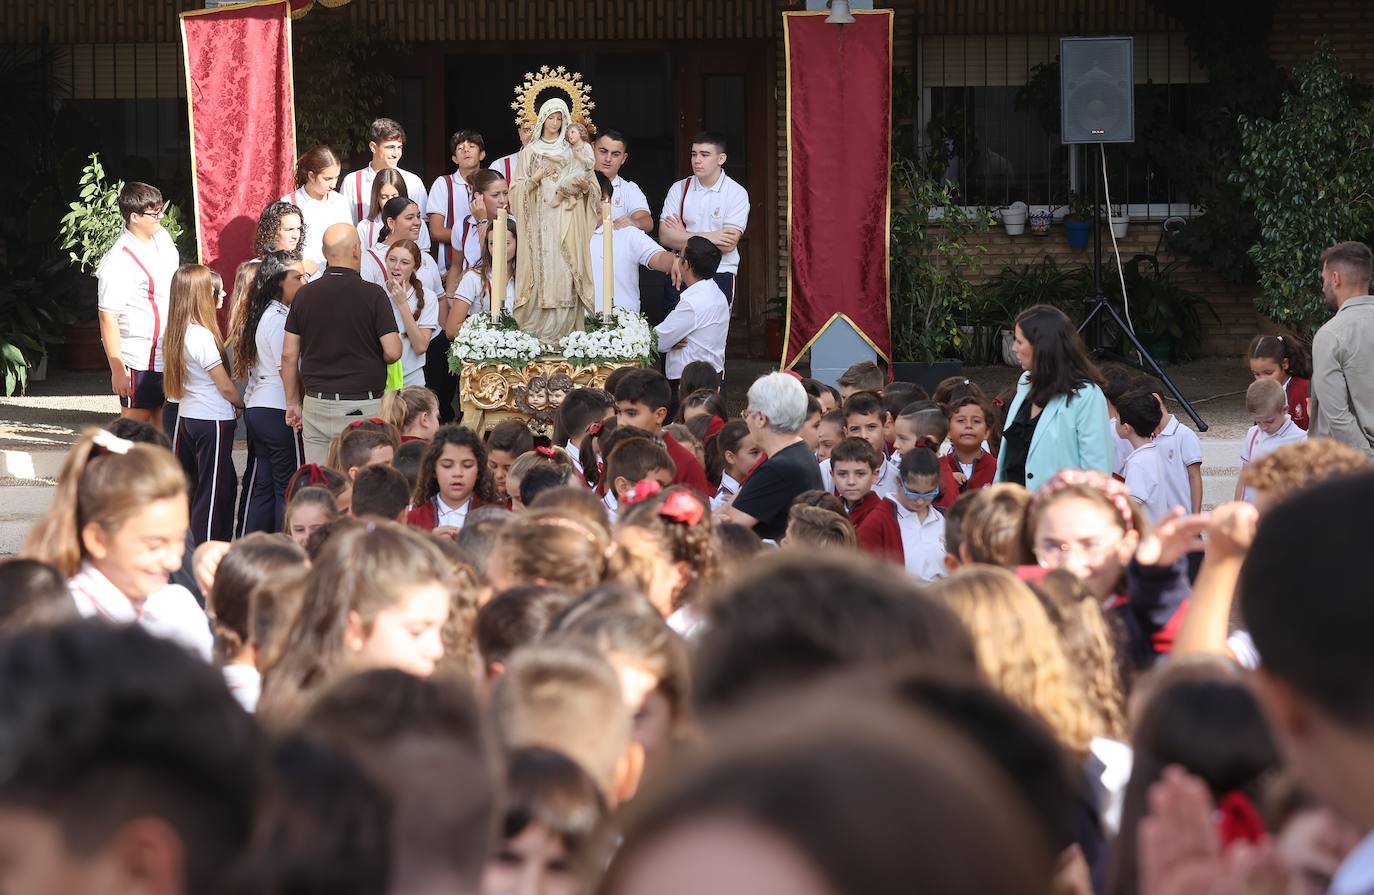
[492,207,508,318]
[602,200,614,319]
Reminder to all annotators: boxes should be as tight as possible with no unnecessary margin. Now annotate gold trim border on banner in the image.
[780,9,894,371]
[179,0,297,267]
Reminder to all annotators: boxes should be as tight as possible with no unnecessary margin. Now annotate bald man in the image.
[282,222,403,464]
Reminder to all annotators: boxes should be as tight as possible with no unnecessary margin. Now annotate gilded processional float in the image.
[450,66,651,436]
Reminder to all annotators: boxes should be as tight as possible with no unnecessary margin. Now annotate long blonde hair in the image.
[1030,569,1128,741]
[22,429,188,576]
[163,264,228,401]
[380,385,439,434]
[932,566,1100,756]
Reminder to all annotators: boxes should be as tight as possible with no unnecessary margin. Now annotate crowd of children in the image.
[6,328,1374,895]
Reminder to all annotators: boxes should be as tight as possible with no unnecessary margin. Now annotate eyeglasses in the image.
[135,206,165,219]
[900,482,941,502]
[1033,537,1122,568]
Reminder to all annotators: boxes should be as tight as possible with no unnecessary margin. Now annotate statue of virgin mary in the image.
[510,97,598,344]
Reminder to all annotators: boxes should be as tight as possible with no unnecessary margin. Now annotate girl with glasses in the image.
[855,439,948,583]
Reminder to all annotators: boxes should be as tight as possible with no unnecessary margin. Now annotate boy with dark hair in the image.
[881,382,926,443]
[1134,376,1204,514]
[658,130,749,313]
[1239,472,1374,891]
[428,129,486,275]
[604,438,676,520]
[394,438,427,493]
[519,464,572,508]
[594,128,653,232]
[351,462,412,522]
[654,235,730,405]
[1099,362,1141,475]
[558,387,615,479]
[829,436,885,529]
[820,391,898,499]
[838,360,884,400]
[0,621,258,894]
[613,369,711,497]
[476,584,576,680]
[97,181,180,428]
[893,401,949,459]
[340,117,429,249]
[338,428,396,480]
[1113,390,1167,523]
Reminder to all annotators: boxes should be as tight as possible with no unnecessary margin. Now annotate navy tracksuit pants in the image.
[170,413,238,545]
[237,406,304,535]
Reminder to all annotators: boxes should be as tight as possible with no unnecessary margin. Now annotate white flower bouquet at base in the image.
[558,309,657,367]
[448,312,547,374]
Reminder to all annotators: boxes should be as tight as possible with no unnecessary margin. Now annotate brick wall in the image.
[955,224,1258,356]
[1270,0,1374,77]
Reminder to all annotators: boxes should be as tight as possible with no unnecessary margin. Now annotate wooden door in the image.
[677,42,774,357]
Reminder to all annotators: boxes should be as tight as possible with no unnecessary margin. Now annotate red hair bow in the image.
[659,491,704,526]
[705,414,726,439]
[587,420,605,438]
[1217,791,1267,847]
[624,479,662,506]
[347,416,388,429]
[535,446,556,459]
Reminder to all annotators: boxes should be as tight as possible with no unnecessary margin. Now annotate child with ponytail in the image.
[161,264,244,543]
[381,384,441,443]
[1246,334,1312,431]
[855,438,948,583]
[22,428,211,659]
[615,485,717,627]
[703,419,761,510]
[407,424,496,532]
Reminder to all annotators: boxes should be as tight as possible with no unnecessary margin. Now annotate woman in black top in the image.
[721,373,823,540]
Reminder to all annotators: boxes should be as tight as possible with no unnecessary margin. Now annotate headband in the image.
[91,429,133,456]
[1031,468,1136,532]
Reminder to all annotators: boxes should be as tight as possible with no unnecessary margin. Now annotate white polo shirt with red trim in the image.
[69,561,212,661]
[427,170,474,274]
[95,228,180,372]
[660,172,750,274]
[340,164,431,251]
[490,153,520,185]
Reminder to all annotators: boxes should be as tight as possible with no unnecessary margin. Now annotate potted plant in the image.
[999,201,1028,236]
[1029,206,1054,236]
[57,154,186,369]
[983,258,1090,365]
[1116,258,1218,362]
[1108,203,1129,239]
[1062,190,1096,249]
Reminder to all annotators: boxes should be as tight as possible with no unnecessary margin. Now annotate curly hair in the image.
[1240,437,1369,504]
[1028,569,1127,741]
[616,486,717,613]
[253,200,305,260]
[412,425,497,507]
[932,566,1100,756]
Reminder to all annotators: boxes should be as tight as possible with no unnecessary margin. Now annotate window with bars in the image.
[918,32,1207,217]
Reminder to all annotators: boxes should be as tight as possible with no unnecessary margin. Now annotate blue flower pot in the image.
[1064,217,1093,249]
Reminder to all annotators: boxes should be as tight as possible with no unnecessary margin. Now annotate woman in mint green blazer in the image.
[996,305,1112,491]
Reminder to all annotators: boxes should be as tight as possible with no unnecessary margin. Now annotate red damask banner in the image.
[180,0,296,330]
[783,10,893,369]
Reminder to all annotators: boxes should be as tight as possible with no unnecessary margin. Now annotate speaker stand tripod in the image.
[1077,143,1208,432]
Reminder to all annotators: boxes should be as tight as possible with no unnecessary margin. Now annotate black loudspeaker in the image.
[1060,37,1134,144]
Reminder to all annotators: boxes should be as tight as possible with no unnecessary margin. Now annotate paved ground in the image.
[0,355,1254,553]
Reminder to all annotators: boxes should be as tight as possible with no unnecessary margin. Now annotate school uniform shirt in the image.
[1120,441,1169,525]
[856,499,947,583]
[341,164,432,250]
[406,494,477,532]
[565,440,585,478]
[178,324,237,421]
[222,663,262,713]
[711,472,740,511]
[426,171,473,273]
[390,286,441,385]
[1110,420,1133,477]
[490,153,520,185]
[245,300,290,410]
[660,172,750,275]
[95,228,181,372]
[654,277,730,380]
[590,223,669,315]
[819,456,900,501]
[281,186,352,272]
[1154,415,1203,513]
[935,451,997,509]
[455,269,516,317]
[1283,375,1312,431]
[362,243,443,298]
[601,489,619,524]
[69,561,212,661]
[1239,416,1307,502]
[609,175,650,221]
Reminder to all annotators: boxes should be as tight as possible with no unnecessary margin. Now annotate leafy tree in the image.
[292,15,404,158]
[1234,39,1374,335]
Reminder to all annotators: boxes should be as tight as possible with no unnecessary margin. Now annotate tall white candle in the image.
[492,207,508,317]
[602,200,614,318]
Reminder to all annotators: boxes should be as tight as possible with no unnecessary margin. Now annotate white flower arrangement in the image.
[448,312,547,373]
[558,309,657,367]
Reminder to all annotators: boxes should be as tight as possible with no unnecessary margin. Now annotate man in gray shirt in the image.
[1312,240,1374,458]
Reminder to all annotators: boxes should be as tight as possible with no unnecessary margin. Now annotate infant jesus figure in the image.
[551,123,596,210]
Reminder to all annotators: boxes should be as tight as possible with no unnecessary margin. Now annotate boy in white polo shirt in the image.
[659,131,749,313]
[589,172,677,314]
[340,118,431,251]
[1237,377,1308,502]
[489,123,533,184]
[1114,390,1169,524]
[594,128,652,233]
[427,129,485,277]
[654,236,730,397]
[1144,385,1204,513]
[96,181,181,429]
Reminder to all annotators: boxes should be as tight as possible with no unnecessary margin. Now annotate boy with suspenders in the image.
[340,117,431,252]
[659,131,749,315]
[427,129,486,277]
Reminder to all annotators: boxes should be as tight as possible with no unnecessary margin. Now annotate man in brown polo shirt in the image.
[282,223,402,464]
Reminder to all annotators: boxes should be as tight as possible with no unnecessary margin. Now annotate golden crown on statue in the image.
[512,65,596,131]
